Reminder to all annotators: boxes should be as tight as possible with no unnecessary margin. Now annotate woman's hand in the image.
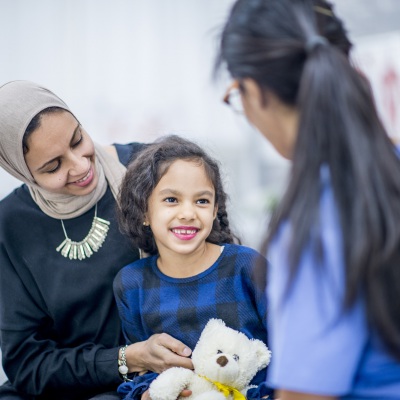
[141,389,192,400]
[126,333,194,374]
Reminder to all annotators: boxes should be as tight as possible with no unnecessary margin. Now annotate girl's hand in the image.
[125,333,193,373]
[141,389,192,400]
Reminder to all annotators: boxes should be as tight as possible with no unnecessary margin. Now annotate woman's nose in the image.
[68,152,88,177]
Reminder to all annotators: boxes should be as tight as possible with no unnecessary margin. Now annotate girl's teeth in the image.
[173,229,197,234]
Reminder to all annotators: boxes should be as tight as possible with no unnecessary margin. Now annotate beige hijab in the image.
[0,80,126,219]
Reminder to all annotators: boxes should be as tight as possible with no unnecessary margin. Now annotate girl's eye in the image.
[233,354,239,361]
[47,161,61,174]
[197,199,209,204]
[164,197,177,203]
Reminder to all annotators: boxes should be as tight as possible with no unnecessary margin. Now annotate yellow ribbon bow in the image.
[200,375,246,400]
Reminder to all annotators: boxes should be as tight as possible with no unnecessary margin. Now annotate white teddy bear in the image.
[149,318,271,400]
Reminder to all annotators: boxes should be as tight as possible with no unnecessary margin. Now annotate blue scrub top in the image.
[266,167,400,398]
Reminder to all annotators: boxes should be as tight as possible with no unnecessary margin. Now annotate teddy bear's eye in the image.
[233,354,239,361]
[217,350,223,354]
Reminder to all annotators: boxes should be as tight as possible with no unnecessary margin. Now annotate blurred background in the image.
[0,0,400,384]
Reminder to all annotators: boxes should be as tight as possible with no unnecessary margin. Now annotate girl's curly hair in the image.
[117,135,239,255]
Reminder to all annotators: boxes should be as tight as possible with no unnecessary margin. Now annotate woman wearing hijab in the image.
[0,80,193,400]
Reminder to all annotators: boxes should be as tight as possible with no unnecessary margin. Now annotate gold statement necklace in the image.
[56,204,110,260]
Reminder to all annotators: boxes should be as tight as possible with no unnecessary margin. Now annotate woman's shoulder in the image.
[0,185,35,219]
[0,185,44,245]
[112,142,148,167]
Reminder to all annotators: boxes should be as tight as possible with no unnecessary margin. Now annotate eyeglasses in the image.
[223,80,244,114]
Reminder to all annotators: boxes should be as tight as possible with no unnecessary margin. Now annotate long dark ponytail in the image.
[217,0,400,359]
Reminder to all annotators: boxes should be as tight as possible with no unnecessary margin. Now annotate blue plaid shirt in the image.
[113,243,269,393]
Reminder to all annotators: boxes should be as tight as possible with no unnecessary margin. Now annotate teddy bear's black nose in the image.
[217,355,228,367]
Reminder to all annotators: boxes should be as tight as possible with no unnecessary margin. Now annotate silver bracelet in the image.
[118,345,132,382]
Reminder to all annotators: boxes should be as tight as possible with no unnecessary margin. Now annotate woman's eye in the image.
[233,354,239,361]
[72,132,83,148]
[47,161,61,174]
[164,197,177,203]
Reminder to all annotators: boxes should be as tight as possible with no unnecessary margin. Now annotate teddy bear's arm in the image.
[149,367,195,400]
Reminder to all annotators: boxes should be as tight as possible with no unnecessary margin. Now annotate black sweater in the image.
[0,143,143,399]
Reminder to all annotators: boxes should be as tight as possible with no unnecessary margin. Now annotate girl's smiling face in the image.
[146,159,218,258]
[24,110,98,196]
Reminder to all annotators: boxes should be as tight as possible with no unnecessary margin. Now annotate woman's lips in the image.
[71,166,94,187]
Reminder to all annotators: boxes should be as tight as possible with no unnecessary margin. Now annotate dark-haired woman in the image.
[217,0,400,399]
[0,80,192,400]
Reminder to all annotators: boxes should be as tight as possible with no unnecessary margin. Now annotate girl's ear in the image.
[213,205,218,220]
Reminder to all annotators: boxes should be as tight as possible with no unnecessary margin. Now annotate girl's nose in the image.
[178,202,196,220]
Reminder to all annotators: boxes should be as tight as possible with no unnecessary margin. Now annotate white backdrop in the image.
[354,31,400,140]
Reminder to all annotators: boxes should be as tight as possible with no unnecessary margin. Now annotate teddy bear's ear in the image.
[251,339,272,369]
[194,319,227,355]
[197,318,226,343]
[204,318,226,331]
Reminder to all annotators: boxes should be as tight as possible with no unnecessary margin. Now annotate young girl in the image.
[217,0,400,399]
[114,135,271,400]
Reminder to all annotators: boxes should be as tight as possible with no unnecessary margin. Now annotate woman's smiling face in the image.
[24,110,98,196]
